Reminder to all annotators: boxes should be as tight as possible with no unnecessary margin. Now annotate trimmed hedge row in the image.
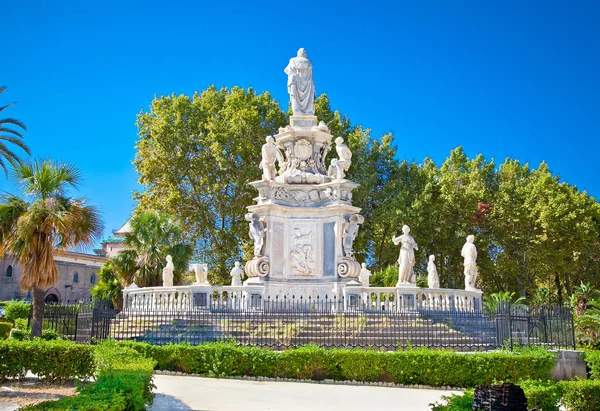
[24,341,156,411]
[0,321,11,339]
[0,339,95,382]
[121,341,556,388]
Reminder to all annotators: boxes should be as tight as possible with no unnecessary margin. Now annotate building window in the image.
[90,274,96,285]
[73,272,79,283]
[6,265,12,278]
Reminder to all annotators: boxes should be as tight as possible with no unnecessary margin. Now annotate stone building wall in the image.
[0,251,106,303]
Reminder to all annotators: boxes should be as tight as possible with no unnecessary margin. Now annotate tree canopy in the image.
[134,86,600,300]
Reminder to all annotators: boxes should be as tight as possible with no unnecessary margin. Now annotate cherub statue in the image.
[328,137,352,180]
[259,136,283,181]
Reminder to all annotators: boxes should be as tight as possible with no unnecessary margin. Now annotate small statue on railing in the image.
[427,255,439,289]
[392,225,418,285]
[230,261,244,286]
[162,255,174,287]
[461,235,480,292]
[328,137,352,181]
[359,263,371,287]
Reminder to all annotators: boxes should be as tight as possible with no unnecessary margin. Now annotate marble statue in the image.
[291,227,313,275]
[461,235,480,291]
[427,255,439,289]
[392,225,418,285]
[162,255,174,287]
[230,261,244,286]
[284,48,315,116]
[342,214,364,257]
[190,263,208,284]
[359,263,371,287]
[245,212,266,257]
[259,136,283,181]
[328,137,352,180]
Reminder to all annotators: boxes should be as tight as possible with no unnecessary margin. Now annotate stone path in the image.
[150,374,462,411]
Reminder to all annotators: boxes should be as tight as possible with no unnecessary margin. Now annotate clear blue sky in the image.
[2,0,599,248]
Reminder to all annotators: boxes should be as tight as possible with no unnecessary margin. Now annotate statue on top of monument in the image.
[259,135,283,181]
[284,48,315,116]
[328,137,352,180]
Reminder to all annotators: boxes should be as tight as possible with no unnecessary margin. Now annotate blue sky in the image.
[2,0,599,249]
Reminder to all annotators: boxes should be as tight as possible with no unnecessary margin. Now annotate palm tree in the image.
[0,86,30,174]
[112,210,193,287]
[0,160,102,337]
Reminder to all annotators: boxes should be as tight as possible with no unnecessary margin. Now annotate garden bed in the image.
[0,380,78,408]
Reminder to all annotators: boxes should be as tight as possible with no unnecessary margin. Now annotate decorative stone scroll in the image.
[336,256,361,278]
[245,256,270,278]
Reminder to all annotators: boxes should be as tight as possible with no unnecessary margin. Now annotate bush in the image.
[0,321,11,339]
[123,342,556,388]
[519,379,561,411]
[430,390,473,411]
[558,379,600,411]
[40,328,59,341]
[0,339,95,382]
[3,301,31,323]
[585,350,600,380]
[24,341,156,411]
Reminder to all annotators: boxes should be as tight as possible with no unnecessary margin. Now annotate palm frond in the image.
[0,127,24,138]
[0,134,31,154]
[0,118,27,131]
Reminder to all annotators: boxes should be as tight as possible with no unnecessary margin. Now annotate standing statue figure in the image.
[342,214,364,257]
[392,225,419,285]
[230,261,244,286]
[359,263,371,288]
[284,48,315,116]
[162,255,174,287]
[427,255,440,289]
[328,137,352,180]
[461,235,480,291]
[190,263,208,284]
[245,212,266,257]
[259,136,283,181]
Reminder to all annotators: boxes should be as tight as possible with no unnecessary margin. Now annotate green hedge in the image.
[24,341,156,411]
[558,379,600,411]
[121,341,556,388]
[585,350,600,380]
[3,301,31,323]
[0,321,11,339]
[518,379,562,411]
[0,339,95,382]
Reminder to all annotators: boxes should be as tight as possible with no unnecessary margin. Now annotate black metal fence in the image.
[42,297,575,351]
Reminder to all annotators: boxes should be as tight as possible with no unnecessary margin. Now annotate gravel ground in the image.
[0,380,78,408]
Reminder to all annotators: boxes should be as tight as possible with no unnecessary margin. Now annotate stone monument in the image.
[359,263,371,288]
[230,261,244,286]
[190,263,208,285]
[243,48,363,300]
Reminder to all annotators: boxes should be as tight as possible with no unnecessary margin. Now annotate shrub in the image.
[519,379,561,411]
[40,328,59,341]
[3,301,31,323]
[558,379,600,411]
[123,342,556,388]
[9,328,28,341]
[0,339,95,382]
[24,341,156,411]
[430,390,473,411]
[0,321,11,339]
[585,350,600,380]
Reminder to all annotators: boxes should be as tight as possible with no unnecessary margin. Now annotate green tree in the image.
[111,210,193,287]
[0,86,30,175]
[90,261,123,308]
[134,86,286,284]
[0,160,102,337]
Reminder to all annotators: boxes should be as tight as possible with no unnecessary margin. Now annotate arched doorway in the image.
[44,294,59,304]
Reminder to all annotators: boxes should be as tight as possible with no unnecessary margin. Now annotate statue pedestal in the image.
[395,284,420,311]
[290,115,317,128]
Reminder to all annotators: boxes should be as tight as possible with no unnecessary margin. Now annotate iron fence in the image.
[42,296,575,351]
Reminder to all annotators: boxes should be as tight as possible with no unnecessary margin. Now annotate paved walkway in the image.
[150,374,461,411]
